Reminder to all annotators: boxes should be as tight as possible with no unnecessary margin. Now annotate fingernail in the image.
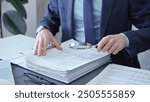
[37,53,41,56]
[59,47,63,50]
[102,50,106,53]
[97,49,101,52]
[108,52,111,54]
[43,53,46,56]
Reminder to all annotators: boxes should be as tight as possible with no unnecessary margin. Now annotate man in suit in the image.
[34,0,150,68]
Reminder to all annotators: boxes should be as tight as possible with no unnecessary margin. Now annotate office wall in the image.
[1,0,50,38]
[1,0,37,38]
[36,0,49,26]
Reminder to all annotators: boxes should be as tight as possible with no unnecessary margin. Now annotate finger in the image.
[50,36,63,50]
[101,39,115,52]
[97,36,111,52]
[107,43,118,54]
[112,46,122,55]
[42,39,49,56]
[34,40,39,55]
[37,37,44,56]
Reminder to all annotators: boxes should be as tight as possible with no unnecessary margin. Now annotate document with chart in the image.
[87,64,150,85]
[26,39,110,83]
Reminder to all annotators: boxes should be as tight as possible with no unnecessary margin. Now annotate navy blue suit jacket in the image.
[40,0,150,68]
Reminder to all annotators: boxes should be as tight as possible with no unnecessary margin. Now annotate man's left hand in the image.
[97,33,128,55]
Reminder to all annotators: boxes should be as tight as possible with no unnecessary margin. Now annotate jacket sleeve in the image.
[124,0,150,57]
[39,0,60,36]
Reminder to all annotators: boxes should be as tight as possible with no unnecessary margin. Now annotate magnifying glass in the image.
[69,42,92,49]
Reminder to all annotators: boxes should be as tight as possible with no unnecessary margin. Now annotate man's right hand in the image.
[34,29,62,56]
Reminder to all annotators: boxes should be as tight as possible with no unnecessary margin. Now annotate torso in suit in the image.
[39,0,150,68]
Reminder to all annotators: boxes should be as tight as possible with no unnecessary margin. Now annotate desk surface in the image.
[12,64,107,85]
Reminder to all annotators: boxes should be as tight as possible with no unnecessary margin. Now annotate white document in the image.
[26,39,110,83]
[27,39,109,71]
[0,60,15,85]
[0,35,35,61]
[87,64,150,85]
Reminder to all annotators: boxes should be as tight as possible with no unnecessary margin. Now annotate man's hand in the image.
[97,34,127,55]
[34,29,62,56]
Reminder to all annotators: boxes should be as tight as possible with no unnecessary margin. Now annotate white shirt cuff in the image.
[121,33,129,47]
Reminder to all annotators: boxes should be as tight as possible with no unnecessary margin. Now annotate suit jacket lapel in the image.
[100,0,116,38]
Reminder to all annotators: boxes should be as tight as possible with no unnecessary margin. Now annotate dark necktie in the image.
[83,0,95,44]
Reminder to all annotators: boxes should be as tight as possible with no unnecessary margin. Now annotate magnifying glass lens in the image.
[69,42,92,49]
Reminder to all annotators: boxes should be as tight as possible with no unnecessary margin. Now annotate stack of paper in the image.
[87,64,150,85]
[0,60,15,85]
[26,39,110,83]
